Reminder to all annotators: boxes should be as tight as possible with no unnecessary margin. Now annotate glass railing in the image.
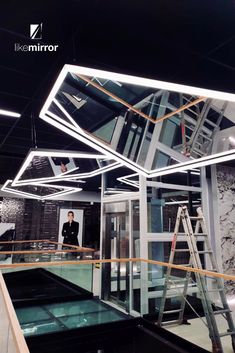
[0,254,234,352]
[0,240,94,293]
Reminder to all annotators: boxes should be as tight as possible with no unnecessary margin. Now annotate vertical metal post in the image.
[129,199,133,313]
[139,174,148,315]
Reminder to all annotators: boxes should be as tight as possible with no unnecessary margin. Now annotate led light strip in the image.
[0,109,21,118]
[117,173,140,188]
[14,159,121,186]
[13,149,111,185]
[150,148,235,177]
[1,180,82,200]
[165,200,201,205]
[18,161,122,185]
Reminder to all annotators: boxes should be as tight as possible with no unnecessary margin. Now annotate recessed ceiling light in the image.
[0,109,21,118]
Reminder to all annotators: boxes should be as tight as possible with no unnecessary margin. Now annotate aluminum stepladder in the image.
[157,206,235,353]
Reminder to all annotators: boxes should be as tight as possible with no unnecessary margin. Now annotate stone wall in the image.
[217,165,235,298]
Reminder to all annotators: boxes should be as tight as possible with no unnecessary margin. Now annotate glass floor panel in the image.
[21,320,64,337]
[16,299,128,337]
[58,308,126,329]
[45,299,109,317]
[16,306,51,324]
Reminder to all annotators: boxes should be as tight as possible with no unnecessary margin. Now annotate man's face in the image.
[68,213,74,222]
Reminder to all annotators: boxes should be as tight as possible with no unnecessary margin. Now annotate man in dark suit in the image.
[62,211,79,246]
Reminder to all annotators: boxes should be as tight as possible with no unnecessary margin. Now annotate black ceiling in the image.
[0,0,235,188]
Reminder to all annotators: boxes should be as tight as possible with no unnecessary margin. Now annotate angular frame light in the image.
[150,148,235,177]
[13,149,121,186]
[39,65,235,178]
[117,173,140,188]
[1,180,82,200]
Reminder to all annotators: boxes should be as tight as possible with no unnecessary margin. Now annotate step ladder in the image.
[176,98,227,158]
[188,100,227,158]
[157,206,235,353]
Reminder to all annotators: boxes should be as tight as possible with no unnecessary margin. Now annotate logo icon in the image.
[30,23,42,40]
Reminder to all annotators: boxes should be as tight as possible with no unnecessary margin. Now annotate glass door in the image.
[102,202,129,310]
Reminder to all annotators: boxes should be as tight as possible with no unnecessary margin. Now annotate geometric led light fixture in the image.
[117,173,140,188]
[1,180,82,200]
[39,65,235,178]
[150,148,235,177]
[13,149,122,186]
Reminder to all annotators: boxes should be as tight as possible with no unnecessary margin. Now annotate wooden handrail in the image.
[77,74,206,125]
[0,272,30,353]
[0,257,234,282]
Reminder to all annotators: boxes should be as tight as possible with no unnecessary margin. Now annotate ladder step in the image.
[198,250,213,254]
[163,309,182,314]
[194,233,207,236]
[168,278,187,283]
[174,249,190,252]
[192,148,204,156]
[194,141,202,147]
[185,124,194,131]
[219,331,235,338]
[198,132,212,141]
[204,119,217,128]
[190,216,203,220]
[213,309,231,315]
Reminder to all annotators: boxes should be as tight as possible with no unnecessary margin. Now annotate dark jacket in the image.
[62,221,79,245]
